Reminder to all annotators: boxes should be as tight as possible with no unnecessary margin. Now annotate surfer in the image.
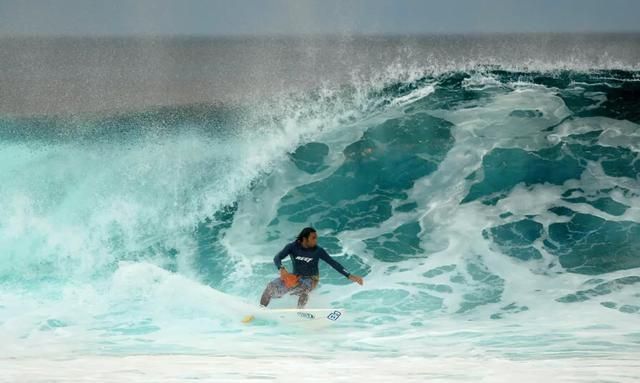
[259,227,364,309]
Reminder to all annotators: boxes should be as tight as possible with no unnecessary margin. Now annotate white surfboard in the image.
[242,307,345,324]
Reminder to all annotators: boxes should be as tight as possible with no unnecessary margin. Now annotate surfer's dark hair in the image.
[296,227,316,242]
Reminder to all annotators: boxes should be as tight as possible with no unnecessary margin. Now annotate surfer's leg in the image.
[260,278,287,307]
[294,277,314,309]
[297,292,309,309]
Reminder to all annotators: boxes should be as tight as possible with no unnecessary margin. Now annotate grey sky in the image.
[0,0,638,36]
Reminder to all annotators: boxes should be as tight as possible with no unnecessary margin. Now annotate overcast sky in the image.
[0,0,638,36]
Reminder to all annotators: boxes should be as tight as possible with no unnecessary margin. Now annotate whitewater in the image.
[1,36,640,381]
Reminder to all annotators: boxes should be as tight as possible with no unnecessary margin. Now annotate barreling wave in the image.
[1,65,639,357]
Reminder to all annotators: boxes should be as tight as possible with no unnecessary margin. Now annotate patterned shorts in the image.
[267,275,319,297]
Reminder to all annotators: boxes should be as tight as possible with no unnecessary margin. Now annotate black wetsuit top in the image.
[273,241,351,278]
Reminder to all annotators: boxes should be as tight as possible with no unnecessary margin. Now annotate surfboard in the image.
[242,307,345,324]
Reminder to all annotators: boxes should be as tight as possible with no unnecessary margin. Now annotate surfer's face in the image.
[302,232,318,248]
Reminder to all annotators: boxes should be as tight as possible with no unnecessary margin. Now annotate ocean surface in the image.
[1,35,640,381]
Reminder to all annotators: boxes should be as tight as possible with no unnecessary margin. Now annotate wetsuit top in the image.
[273,241,351,278]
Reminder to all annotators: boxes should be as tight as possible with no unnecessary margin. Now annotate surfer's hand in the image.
[279,267,288,278]
[349,275,363,285]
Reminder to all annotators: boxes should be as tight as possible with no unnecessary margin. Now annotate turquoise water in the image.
[1,68,639,362]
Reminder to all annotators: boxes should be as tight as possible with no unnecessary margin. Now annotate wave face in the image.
[1,67,640,360]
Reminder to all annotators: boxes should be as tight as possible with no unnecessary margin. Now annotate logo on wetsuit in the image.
[295,256,313,263]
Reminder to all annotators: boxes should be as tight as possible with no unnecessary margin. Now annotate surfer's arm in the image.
[319,249,351,278]
[273,243,293,270]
